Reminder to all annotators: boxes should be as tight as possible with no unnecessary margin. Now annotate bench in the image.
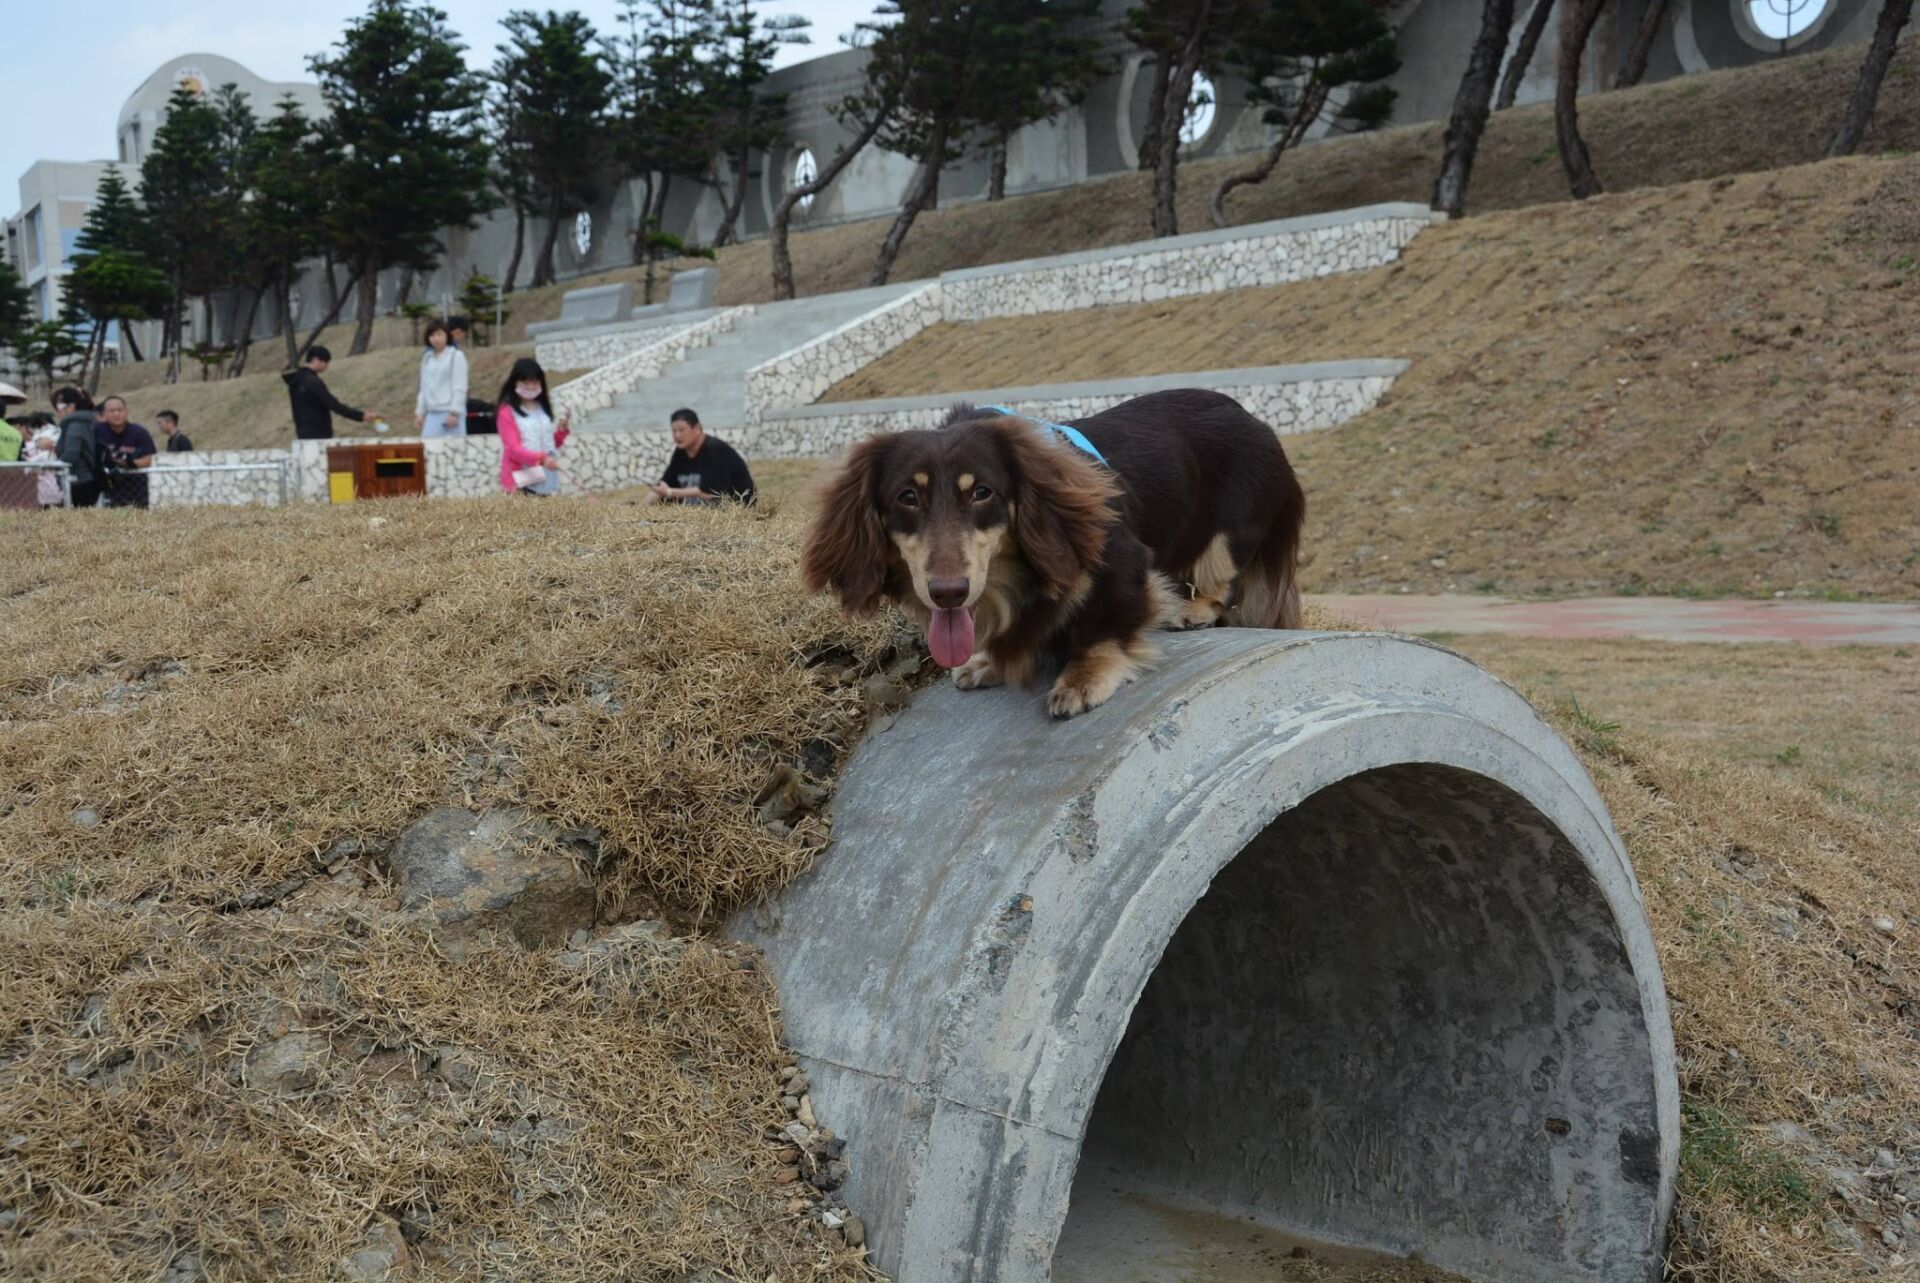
[630,266,718,321]
[525,281,636,337]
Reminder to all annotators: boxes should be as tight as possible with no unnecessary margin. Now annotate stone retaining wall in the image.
[743,204,1439,418]
[734,361,1407,459]
[147,452,293,509]
[547,306,751,417]
[532,309,722,370]
[743,285,944,416]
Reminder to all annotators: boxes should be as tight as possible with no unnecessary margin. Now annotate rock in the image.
[844,1215,866,1248]
[777,1065,799,1083]
[387,807,595,948]
[1875,916,1899,937]
[781,1095,800,1113]
[340,1216,409,1281]
[820,1209,845,1230]
[1885,1227,1902,1248]
[1875,1149,1901,1173]
[71,807,100,830]
[797,1095,817,1130]
[776,1166,801,1185]
[861,674,910,716]
[163,1252,205,1283]
[247,1030,330,1095]
[432,1045,481,1092]
[786,1072,809,1096]
[755,765,827,827]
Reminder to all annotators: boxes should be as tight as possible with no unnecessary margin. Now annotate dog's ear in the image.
[802,434,896,615]
[990,418,1119,598]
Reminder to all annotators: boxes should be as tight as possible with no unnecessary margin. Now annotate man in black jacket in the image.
[283,346,380,440]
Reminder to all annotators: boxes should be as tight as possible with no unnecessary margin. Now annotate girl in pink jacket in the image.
[495,357,571,495]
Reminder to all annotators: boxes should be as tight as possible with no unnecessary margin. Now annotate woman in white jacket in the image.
[415,319,469,437]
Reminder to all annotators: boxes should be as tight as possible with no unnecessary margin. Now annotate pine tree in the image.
[0,261,29,351]
[972,0,1103,201]
[66,165,170,388]
[1208,0,1397,227]
[494,10,616,288]
[139,84,240,381]
[856,0,1103,285]
[703,0,811,245]
[242,97,326,370]
[1125,0,1238,238]
[608,0,720,282]
[309,0,496,355]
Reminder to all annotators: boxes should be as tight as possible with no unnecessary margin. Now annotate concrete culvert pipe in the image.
[735,631,1678,1283]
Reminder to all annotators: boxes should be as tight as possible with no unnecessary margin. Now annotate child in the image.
[27,418,64,507]
[495,357,570,496]
[415,319,469,437]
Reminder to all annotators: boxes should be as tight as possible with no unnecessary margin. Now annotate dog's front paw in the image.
[1169,595,1225,630]
[952,653,1003,690]
[1046,641,1141,719]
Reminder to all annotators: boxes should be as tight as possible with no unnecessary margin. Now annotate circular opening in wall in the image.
[1053,763,1665,1282]
[1733,0,1834,49]
[573,211,593,259]
[790,148,819,214]
[1179,73,1218,148]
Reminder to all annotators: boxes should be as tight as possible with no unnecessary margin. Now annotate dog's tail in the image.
[1230,481,1306,630]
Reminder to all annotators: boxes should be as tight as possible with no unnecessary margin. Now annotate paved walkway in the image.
[1312,594,1920,646]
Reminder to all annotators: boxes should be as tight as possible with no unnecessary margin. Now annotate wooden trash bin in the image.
[326,443,427,502]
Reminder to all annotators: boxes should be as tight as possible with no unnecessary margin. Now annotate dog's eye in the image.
[897,488,919,508]
[971,484,995,503]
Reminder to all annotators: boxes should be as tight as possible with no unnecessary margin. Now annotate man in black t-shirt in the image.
[648,407,755,506]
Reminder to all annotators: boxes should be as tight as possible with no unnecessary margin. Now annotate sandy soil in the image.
[824,156,1920,601]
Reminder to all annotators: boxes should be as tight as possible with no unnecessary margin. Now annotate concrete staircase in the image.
[574,283,920,436]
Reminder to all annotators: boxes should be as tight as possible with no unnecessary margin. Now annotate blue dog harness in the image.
[979,404,1107,467]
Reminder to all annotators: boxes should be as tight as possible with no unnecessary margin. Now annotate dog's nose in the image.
[928,577,970,609]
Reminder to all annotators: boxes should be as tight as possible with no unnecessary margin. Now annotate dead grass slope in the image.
[0,490,897,1281]
[828,155,1920,600]
[1,493,1915,1281]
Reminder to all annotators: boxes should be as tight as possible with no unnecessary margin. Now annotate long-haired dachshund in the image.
[802,389,1306,718]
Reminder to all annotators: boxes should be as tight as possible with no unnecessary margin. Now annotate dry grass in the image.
[0,490,899,1281]
[825,155,1920,601]
[2,491,1916,1281]
[1445,635,1920,824]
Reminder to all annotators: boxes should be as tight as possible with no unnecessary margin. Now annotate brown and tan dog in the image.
[801,389,1306,718]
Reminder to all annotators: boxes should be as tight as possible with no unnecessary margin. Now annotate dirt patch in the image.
[824,156,1920,601]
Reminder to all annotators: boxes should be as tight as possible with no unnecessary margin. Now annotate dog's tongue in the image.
[927,606,976,669]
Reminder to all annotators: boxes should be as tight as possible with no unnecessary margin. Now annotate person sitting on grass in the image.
[156,410,193,453]
[494,357,570,497]
[647,408,755,507]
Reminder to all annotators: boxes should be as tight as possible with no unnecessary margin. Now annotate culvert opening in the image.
[1054,763,1664,1283]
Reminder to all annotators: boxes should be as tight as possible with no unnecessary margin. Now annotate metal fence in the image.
[0,460,71,509]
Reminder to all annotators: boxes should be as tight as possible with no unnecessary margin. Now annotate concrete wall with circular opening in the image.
[734,631,1678,1283]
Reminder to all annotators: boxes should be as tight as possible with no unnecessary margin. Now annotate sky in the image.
[3,0,881,213]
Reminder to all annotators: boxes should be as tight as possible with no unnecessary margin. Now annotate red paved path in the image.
[1312,594,1920,646]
